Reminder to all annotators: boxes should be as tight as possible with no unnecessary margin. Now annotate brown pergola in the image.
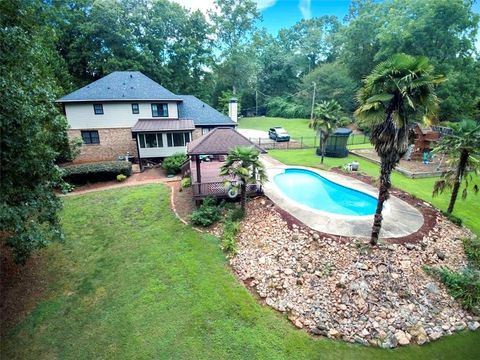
[186,127,266,199]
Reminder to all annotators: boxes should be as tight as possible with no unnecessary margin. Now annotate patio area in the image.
[186,127,266,200]
[190,159,228,183]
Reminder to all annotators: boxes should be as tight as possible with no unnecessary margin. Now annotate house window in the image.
[151,103,168,117]
[81,130,100,144]
[167,132,190,147]
[145,134,158,148]
[138,133,164,148]
[139,134,145,148]
[131,103,139,114]
[202,128,211,135]
[93,104,104,115]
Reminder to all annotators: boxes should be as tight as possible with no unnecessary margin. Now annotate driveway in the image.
[237,128,277,147]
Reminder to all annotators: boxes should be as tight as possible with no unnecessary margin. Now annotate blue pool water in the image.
[273,169,377,216]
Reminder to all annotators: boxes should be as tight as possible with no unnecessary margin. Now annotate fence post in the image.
[300,137,303,149]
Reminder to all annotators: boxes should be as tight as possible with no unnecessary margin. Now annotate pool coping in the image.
[263,165,424,238]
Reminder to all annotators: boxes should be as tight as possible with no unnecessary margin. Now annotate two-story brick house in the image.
[57,71,237,163]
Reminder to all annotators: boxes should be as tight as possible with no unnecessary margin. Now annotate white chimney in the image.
[228,97,238,123]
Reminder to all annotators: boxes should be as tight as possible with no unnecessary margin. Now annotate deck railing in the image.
[180,159,191,178]
[192,181,260,199]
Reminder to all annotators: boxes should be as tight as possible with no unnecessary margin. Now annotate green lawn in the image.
[2,185,479,359]
[269,149,480,237]
[238,116,370,147]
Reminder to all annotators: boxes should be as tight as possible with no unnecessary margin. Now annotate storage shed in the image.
[316,128,352,158]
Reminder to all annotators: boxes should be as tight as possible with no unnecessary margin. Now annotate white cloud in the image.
[256,0,277,11]
[298,0,311,19]
[170,0,276,13]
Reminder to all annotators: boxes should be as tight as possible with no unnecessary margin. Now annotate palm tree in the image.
[220,146,267,214]
[355,53,444,245]
[433,120,480,214]
[310,100,348,164]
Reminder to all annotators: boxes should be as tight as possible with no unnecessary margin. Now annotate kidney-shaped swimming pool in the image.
[273,168,377,216]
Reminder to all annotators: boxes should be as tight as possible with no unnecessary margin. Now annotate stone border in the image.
[263,165,424,238]
[230,197,478,348]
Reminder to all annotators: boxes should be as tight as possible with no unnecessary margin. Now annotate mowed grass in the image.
[269,149,480,237]
[238,116,370,147]
[2,184,480,359]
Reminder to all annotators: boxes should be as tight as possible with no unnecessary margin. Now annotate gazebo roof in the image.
[187,127,266,155]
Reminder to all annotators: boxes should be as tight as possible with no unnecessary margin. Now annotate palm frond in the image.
[432,179,448,197]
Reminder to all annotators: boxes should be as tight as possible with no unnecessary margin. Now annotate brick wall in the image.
[68,128,138,163]
[192,128,203,140]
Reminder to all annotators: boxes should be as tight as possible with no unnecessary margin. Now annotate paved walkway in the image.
[260,155,424,238]
[63,168,180,196]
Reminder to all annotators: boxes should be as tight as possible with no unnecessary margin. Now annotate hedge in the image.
[62,161,132,184]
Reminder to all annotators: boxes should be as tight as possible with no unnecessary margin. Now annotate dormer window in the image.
[131,103,139,114]
[151,103,168,117]
[93,104,104,115]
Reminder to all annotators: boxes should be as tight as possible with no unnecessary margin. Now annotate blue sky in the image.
[259,0,351,33]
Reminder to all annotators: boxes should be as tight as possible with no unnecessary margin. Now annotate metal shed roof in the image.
[132,119,195,132]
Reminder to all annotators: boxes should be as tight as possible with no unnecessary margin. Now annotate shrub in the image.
[441,210,462,226]
[228,207,245,222]
[62,161,132,184]
[181,176,191,188]
[429,267,480,314]
[222,220,241,255]
[189,197,221,227]
[162,153,187,175]
[464,237,480,269]
[117,174,127,182]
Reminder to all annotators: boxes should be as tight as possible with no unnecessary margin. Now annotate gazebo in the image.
[186,127,266,200]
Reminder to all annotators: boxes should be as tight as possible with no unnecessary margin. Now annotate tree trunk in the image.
[369,100,408,245]
[447,149,469,214]
[240,182,247,213]
[320,132,327,164]
[370,158,396,245]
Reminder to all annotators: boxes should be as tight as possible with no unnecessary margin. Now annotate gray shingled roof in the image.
[132,119,195,132]
[178,95,236,126]
[57,71,182,102]
[187,128,266,155]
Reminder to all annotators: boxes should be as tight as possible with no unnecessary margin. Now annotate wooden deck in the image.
[192,181,260,199]
[187,160,262,199]
[190,160,229,183]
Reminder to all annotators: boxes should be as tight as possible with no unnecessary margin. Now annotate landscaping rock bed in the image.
[230,197,478,348]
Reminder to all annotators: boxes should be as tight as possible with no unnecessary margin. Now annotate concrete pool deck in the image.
[261,157,424,238]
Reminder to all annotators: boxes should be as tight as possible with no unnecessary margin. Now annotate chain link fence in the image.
[247,133,370,150]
